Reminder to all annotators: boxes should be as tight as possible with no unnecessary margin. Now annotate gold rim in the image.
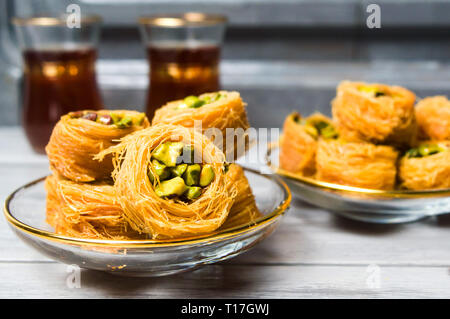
[4,168,291,248]
[267,142,450,198]
[12,15,102,26]
[138,12,227,27]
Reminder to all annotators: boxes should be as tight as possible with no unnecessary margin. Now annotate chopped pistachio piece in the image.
[304,124,318,138]
[110,113,121,125]
[304,117,338,139]
[359,85,386,97]
[178,145,195,164]
[152,142,184,167]
[167,142,185,167]
[307,119,329,131]
[202,93,222,104]
[406,148,421,158]
[117,116,133,128]
[214,93,224,101]
[199,164,215,187]
[155,177,187,198]
[171,164,188,177]
[183,164,201,186]
[359,86,378,94]
[320,125,339,139]
[183,96,205,109]
[201,96,212,104]
[406,144,445,158]
[152,143,169,163]
[148,170,155,184]
[185,187,202,200]
[152,160,171,181]
[418,144,445,157]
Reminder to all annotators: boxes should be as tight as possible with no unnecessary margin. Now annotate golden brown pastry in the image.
[45,175,143,240]
[415,96,450,141]
[316,139,398,190]
[332,81,416,147]
[279,112,338,176]
[46,110,149,182]
[152,91,250,159]
[221,164,261,229]
[399,141,450,190]
[96,124,234,239]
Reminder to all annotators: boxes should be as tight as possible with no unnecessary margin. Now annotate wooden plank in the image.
[0,262,448,298]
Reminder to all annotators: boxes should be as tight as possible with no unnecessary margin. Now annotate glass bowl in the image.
[3,168,291,277]
[266,143,450,224]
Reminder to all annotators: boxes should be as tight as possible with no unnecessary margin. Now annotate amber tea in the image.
[146,42,220,118]
[22,47,102,153]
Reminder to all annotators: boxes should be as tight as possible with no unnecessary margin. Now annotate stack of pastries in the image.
[280,81,450,191]
[45,91,260,240]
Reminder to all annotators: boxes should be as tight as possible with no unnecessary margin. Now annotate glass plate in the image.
[3,168,291,277]
[266,143,450,224]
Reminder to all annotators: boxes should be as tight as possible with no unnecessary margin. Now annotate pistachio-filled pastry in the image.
[96,124,234,239]
[45,175,143,240]
[399,141,450,190]
[316,139,398,190]
[279,112,338,176]
[46,110,149,182]
[221,164,261,229]
[415,96,450,141]
[332,81,416,147]
[152,91,250,159]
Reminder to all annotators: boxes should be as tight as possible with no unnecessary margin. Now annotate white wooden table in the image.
[0,127,449,298]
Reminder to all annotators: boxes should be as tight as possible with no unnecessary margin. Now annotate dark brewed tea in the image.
[22,47,102,153]
[146,42,220,118]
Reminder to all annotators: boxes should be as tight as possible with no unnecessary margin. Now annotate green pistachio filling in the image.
[304,118,338,140]
[148,142,216,201]
[170,163,188,177]
[405,144,446,159]
[358,85,386,98]
[199,165,215,187]
[291,113,338,140]
[185,187,202,200]
[155,177,187,198]
[152,142,184,167]
[177,93,226,110]
[69,111,145,128]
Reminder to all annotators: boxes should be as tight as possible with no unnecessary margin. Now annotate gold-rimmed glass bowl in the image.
[4,168,290,277]
[266,143,450,224]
